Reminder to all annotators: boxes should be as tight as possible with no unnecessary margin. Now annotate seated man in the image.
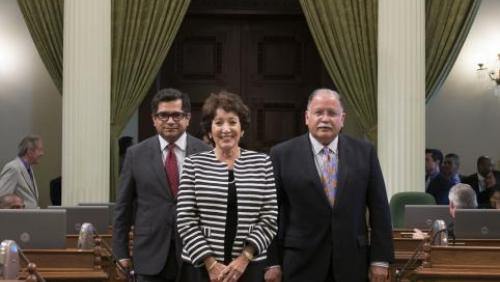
[427,153,462,204]
[0,194,25,209]
[415,183,477,239]
[463,155,500,206]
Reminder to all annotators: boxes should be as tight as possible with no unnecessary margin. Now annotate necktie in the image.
[320,147,337,206]
[165,143,179,197]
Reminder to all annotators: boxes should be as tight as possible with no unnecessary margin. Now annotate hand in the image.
[412,228,427,239]
[207,262,226,282]
[264,266,282,282]
[219,255,249,282]
[115,259,131,280]
[369,265,388,282]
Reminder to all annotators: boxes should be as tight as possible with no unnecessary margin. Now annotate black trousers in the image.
[136,243,178,282]
[179,260,266,282]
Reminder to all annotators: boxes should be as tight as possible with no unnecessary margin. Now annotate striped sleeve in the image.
[176,157,213,265]
[245,156,278,255]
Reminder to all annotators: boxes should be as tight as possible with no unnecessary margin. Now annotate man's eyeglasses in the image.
[154,111,187,122]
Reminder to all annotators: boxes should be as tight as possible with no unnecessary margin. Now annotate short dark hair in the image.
[18,135,42,157]
[200,91,250,136]
[477,155,493,167]
[445,153,460,166]
[425,148,443,165]
[150,88,191,114]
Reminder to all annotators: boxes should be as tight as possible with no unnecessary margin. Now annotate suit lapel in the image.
[334,135,350,207]
[148,137,173,199]
[17,158,37,198]
[300,135,331,207]
[185,134,196,156]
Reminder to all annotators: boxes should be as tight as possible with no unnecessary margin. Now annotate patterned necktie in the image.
[165,143,179,197]
[320,147,337,206]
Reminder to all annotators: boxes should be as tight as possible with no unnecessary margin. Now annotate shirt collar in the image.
[19,157,31,171]
[477,172,485,182]
[309,133,338,155]
[158,132,187,152]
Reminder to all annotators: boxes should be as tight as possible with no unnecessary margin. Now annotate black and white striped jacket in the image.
[176,149,278,266]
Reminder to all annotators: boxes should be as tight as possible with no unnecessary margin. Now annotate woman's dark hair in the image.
[200,91,250,136]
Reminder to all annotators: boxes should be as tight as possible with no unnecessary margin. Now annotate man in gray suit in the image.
[113,88,211,282]
[0,135,44,208]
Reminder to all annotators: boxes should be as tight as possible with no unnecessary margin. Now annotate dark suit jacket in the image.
[267,134,394,282]
[113,134,210,275]
[463,171,500,207]
[426,174,454,205]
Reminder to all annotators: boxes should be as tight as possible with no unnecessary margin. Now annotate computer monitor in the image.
[47,206,109,235]
[78,202,115,225]
[0,209,66,249]
[454,209,500,239]
[404,205,452,229]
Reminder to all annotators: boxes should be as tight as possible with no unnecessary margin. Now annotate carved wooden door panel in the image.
[139,15,328,152]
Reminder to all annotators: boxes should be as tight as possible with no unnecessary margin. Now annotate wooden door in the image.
[139,12,333,152]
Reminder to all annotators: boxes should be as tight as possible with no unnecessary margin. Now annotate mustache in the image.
[317,124,332,128]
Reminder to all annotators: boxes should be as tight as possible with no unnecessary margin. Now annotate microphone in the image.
[430,219,448,246]
[0,240,46,282]
[78,222,96,249]
[0,240,20,279]
[395,219,449,281]
[77,222,136,282]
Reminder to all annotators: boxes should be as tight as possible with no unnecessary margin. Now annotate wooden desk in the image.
[410,245,500,281]
[391,232,500,281]
[17,246,108,282]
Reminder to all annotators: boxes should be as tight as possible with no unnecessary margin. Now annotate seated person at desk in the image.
[414,183,477,239]
[489,186,500,209]
[427,153,463,205]
[0,193,25,209]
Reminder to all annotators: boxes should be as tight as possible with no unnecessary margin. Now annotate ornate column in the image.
[378,0,426,198]
[62,0,111,205]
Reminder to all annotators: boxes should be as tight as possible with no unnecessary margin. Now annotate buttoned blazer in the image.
[267,134,394,282]
[113,134,210,275]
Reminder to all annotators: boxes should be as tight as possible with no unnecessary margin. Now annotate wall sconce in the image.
[477,54,500,97]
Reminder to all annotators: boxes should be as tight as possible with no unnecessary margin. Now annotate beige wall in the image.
[426,0,500,176]
[0,0,62,208]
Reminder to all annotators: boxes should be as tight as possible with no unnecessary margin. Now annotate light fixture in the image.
[477,54,500,97]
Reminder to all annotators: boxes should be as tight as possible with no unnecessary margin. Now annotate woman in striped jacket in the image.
[177,91,278,282]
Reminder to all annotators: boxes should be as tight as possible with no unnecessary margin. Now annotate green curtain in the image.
[300,0,378,142]
[17,0,63,94]
[426,0,481,102]
[110,0,191,200]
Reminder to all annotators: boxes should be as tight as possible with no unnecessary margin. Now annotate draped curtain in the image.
[300,0,378,142]
[110,0,191,199]
[17,0,63,94]
[425,0,482,102]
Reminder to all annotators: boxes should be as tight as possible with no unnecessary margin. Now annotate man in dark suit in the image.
[463,155,500,207]
[265,89,394,282]
[427,153,463,205]
[113,88,211,282]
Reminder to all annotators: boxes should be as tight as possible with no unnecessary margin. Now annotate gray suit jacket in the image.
[113,134,210,275]
[0,157,39,208]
